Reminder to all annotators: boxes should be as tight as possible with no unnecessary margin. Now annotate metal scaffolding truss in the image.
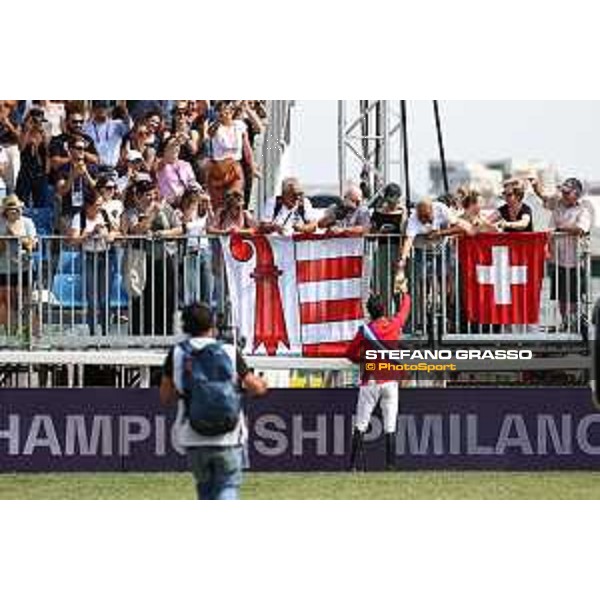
[254,100,294,218]
[338,100,449,205]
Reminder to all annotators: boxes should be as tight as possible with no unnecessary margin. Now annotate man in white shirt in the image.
[398,197,470,268]
[262,177,317,234]
[83,101,129,168]
[397,198,471,334]
[160,303,267,500]
[532,177,592,330]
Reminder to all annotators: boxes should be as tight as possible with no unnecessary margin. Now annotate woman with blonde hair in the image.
[0,195,37,333]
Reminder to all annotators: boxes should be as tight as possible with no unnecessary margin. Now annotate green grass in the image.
[1,471,600,499]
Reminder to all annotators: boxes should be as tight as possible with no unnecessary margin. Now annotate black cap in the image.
[92,100,111,110]
[561,177,584,197]
[367,294,385,320]
[135,179,157,194]
[383,183,402,200]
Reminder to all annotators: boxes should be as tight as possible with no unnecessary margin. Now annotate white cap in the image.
[127,150,144,162]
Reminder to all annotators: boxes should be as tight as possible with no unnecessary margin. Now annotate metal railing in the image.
[0,234,230,350]
[367,232,592,343]
[0,232,592,351]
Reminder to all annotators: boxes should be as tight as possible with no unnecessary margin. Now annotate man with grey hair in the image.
[261,176,317,234]
[397,196,471,333]
[532,176,592,332]
[318,184,371,234]
[398,196,470,268]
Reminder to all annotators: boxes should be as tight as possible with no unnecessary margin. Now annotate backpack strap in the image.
[100,208,114,232]
[272,197,284,221]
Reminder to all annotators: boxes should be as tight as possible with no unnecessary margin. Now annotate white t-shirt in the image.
[211,120,246,161]
[549,201,592,267]
[405,201,457,238]
[263,196,315,233]
[103,199,124,230]
[71,211,110,253]
[0,147,8,195]
[83,119,129,167]
[169,337,247,449]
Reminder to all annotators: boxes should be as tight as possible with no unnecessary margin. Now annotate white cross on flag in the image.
[221,233,366,356]
[459,233,549,325]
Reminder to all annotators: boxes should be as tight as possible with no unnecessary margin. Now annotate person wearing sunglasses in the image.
[68,189,118,337]
[0,194,37,333]
[95,174,123,231]
[261,177,317,235]
[119,121,156,172]
[83,100,129,169]
[209,187,257,235]
[57,135,99,219]
[48,109,98,176]
[169,102,200,165]
[495,179,533,232]
[205,101,252,213]
[531,176,592,331]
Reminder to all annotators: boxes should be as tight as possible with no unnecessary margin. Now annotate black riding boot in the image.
[349,428,367,472]
[385,433,396,471]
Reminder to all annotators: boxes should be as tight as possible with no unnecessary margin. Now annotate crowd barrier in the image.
[0,231,591,351]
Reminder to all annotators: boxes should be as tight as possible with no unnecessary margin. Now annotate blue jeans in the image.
[184,249,214,306]
[187,446,243,500]
[83,252,108,336]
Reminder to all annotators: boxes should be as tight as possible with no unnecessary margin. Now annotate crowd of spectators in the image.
[0,98,593,337]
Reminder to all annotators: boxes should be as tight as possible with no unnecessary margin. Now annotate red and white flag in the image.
[222,233,366,356]
[459,232,549,325]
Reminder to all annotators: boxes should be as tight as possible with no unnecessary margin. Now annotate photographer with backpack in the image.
[160,303,267,500]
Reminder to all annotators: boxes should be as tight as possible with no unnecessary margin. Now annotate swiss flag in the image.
[459,233,549,325]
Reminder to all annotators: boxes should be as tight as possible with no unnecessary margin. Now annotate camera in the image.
[333,200,353,221]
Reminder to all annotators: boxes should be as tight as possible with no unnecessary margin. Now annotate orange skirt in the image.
[206,159,244,212]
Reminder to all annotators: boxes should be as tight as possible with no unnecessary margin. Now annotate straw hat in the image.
[1,194,24,214]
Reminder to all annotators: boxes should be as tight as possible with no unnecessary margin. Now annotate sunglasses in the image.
[102,185,116,191]
[71,145,86,151]
[71,119,84,125]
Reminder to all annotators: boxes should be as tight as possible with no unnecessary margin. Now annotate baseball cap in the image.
[383,183,402,200]
[135,179,157,194]
[561,177,584,197]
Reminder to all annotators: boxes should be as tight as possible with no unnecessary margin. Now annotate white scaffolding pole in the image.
[337,100,406,205]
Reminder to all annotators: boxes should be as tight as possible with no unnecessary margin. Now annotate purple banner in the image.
[1,388,600,471]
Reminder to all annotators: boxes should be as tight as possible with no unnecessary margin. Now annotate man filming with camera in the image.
[261,177,318,234]
[160,303,268,500]
[318,184,371,234]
